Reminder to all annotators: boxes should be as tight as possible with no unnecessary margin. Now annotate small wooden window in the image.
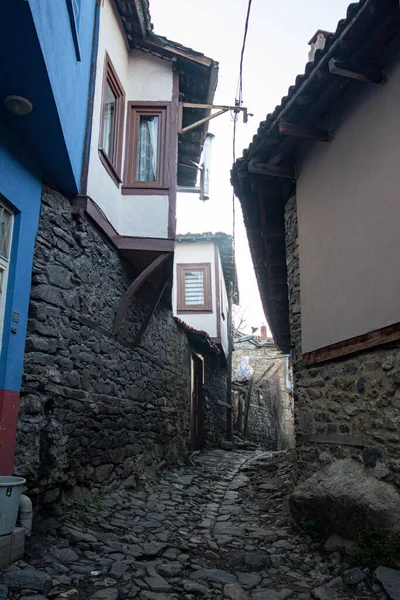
[99,53,125,185]
[123,103,168,191]
[177,263,212,313]
[66,0,82,60]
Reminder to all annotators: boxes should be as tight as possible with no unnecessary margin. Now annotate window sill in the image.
[122,186,169,196]
[99,149,122,188]
[177,308,213,314]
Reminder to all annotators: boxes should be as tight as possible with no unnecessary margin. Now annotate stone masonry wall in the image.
[204,355,228,448]
[248,383,280,448]
[232,341,294,449]
[285,195,400,488]
[16,187,195,503]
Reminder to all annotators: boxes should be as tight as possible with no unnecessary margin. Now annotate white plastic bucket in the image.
[0,476,26,535]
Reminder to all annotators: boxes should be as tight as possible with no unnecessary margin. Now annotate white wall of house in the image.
[297,55,400,353]
[86,0,173,238]
[173,242,217,338]
[217,250,229,355]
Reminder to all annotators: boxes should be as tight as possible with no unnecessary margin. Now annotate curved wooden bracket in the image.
[134,274,171,345]
[113,253,170,335]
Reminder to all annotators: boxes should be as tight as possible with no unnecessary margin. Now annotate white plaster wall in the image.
[127,51,173,100]
[297,56,400,353]
[173,242,217,338]
[86,0,173,237]
[218,251,229,355]
[119,195,168,238]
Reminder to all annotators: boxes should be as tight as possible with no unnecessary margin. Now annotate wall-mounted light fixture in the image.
[4,96,33,116]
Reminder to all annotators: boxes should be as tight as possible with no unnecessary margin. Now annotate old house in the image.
[0,0,96,474]
[232,327,293,449]
[173,233,238,448]
[16,1,219,501]
[232,0,400,485]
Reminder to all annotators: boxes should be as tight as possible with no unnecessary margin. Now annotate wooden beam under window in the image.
[113,253,171,335]
[248,159,295,180]
[279,120,331,142]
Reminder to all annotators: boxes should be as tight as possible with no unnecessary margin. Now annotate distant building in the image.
[173,233,238,449]
[232,327,294,449]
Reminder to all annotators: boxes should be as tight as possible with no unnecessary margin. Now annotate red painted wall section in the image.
[0,390,20,475]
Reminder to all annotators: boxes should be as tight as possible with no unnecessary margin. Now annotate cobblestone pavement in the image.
[0,450,389,600]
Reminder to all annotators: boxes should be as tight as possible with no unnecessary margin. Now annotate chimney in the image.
[308,30,330,63]
[260,325,267,340]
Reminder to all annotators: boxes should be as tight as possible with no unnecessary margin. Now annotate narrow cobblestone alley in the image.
[0,451,387,600]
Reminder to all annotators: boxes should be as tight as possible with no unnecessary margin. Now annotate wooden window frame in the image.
[123,102,170,193]
[177,263,212,313]
[66,0,81,61]
[98,53,125,186]
[0,202,13,352]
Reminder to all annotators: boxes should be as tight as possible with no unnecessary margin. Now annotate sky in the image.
[150,0,351,333]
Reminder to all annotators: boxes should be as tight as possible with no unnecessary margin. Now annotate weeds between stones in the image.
[61,498,104,525]
[350,524,396,570]
[299,517,321,541]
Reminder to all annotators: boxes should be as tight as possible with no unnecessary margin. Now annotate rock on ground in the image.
[375,566,400,600]
[290,458,400,546]
[0,569,52,594]
[224,582,250,600]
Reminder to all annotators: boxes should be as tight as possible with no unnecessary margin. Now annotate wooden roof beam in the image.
[279,120,331,142]
[329,58,385,84]
[248,159,295,180]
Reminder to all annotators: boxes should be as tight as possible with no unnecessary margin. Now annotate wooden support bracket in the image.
[179,103,248,134]
[279,120,331,142]
[134,274,171,345]
[248,159,295,180]
[113,253,170,335]
[329,58,384,84]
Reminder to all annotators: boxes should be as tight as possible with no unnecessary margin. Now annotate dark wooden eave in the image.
[231,0,400,353]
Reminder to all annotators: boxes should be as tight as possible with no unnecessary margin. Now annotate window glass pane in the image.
[184,270,204,305]
[102,81,116,160]
[0,208,12,261]
[136,115,159,182]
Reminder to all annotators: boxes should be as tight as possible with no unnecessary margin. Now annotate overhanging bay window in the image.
[123,102,169,192]
[177,263,212,313]
[99,53,125,185]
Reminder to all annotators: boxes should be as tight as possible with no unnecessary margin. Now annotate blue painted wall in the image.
[28,0,97,191]
[0,122,42,392]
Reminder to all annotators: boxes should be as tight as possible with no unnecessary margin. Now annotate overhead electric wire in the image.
[237,0,253,108]
[232,0,253,251]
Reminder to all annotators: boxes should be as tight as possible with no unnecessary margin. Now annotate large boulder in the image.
[289,459,400,547]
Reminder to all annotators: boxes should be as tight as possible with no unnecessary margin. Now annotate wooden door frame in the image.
[190,351,205,450]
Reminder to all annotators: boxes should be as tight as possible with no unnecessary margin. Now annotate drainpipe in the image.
[226,282,233,441]
[18,494,33,536]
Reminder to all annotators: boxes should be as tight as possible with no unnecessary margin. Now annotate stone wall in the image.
[285,194,400,488]
[16,187,202,503]
[232,340,294,449]
[204,355,228,448]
